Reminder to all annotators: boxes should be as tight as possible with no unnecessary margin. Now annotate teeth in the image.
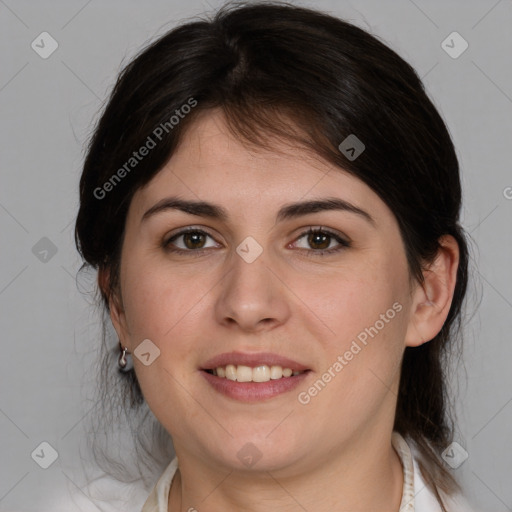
[210,364,304,382]
[251,365,269,382]
[237,365,253,382]
[270,365,282,380]
[225,364,237,381]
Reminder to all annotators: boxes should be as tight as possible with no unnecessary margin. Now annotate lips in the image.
[199,351,312,401]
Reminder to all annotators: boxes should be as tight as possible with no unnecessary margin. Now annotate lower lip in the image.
[200,370,311,402]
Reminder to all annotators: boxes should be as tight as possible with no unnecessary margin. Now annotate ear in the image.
[98,267,131,349]
[404,235,460,348]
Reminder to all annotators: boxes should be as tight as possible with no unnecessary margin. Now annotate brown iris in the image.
[307,231,331,250]
[183,232,207,249]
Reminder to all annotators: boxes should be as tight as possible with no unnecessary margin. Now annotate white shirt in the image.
[140,432,475,512]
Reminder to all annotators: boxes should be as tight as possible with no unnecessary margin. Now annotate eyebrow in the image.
[141,196,375,226]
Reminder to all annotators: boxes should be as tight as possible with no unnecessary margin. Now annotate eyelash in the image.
[162,226,351,258]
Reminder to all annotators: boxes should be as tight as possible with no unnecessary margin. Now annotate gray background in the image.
[1,0,511,510]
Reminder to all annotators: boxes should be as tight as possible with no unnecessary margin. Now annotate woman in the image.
[75,2,475,511]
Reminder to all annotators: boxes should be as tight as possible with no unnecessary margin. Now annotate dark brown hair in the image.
[75,1,470,505]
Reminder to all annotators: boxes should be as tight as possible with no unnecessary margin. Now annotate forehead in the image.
[166,109,336,180]
[129,109,389,223]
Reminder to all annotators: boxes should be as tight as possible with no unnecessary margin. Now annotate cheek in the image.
[118,262,208,429]
[301,280,407,432]
[317,259,407,342]
[120,256,212,342]
[310,249,410,389]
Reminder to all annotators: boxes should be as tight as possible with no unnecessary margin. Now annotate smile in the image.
[205,364,306,382]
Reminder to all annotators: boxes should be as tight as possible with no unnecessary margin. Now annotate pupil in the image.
[185,233,204,249]
[309,232,329,250]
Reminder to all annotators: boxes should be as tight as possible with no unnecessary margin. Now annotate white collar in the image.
[392,431,417,511]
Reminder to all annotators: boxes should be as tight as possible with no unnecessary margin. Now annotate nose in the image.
[214,248,291,333]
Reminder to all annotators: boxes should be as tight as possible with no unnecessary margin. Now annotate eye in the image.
[162,226,351,257]
[163,227,219,253]
[292,227,351,256]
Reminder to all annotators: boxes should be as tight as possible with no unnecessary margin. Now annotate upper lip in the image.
[201,351,310,371]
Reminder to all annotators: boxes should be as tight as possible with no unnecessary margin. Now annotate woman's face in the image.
[110,109,422,473]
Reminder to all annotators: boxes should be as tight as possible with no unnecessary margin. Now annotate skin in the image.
[104,109,460,512]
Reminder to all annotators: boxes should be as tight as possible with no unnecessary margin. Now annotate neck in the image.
[168,430,404,512]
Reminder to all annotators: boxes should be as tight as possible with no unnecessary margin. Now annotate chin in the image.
[207,432,303,473]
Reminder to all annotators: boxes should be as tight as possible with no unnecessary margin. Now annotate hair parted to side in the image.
[74,1,470,506]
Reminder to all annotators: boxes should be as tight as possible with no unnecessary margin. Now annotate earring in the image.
[118,341,133,372]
